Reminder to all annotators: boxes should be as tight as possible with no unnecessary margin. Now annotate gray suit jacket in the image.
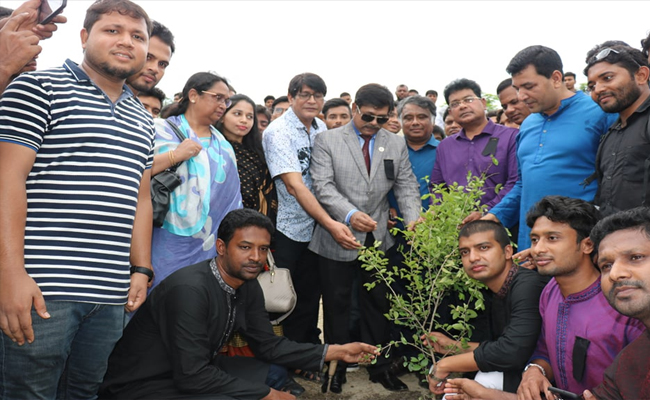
[308,123,420,262]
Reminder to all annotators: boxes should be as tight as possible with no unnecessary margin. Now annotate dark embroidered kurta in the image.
[100,261,325,399]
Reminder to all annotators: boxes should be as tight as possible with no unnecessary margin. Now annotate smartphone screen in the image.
[39,0,65,24]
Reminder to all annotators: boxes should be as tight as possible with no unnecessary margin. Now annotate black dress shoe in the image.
[282,377,305,397]
[329,370,347,394]
[388,356,409,377]
[369,370,408,391]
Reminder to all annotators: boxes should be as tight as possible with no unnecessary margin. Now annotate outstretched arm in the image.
[280,172,359,250]
[444,378,517,400]
[324,342,379,364]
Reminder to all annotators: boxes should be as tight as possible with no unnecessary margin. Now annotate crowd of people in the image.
[1,0,650,399]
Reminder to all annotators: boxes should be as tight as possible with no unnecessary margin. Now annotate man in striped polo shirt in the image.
[0,0,155,398]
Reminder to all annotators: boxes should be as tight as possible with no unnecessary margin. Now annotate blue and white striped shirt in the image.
[0,59,155,305]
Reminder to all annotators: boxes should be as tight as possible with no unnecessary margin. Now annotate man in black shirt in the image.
[585,43,650,216]
[425,220,547,394]
[100,209,377,399]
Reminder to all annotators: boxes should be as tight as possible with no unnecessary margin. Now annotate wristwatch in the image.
[130,265,154,283]
[524,363,546,377]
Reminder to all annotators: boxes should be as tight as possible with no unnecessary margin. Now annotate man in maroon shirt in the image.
[585,207,650,400]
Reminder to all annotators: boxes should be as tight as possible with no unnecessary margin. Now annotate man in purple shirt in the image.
[431,78,518,216]
[518,196,644,400]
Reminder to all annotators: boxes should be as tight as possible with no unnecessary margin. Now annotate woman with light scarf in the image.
[149,72,242,290]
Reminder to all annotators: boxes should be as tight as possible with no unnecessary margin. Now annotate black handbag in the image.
[151,120,186,227]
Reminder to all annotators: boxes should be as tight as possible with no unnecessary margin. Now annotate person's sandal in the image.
[293,369,323,383]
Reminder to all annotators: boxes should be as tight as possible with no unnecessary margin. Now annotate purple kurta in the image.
[430,120,518,209]
[532,278,645,393]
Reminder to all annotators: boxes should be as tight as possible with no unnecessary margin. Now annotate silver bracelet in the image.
[524,363,546,377]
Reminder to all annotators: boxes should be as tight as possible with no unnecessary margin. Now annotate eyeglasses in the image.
[201,90,232,107]
[295,92,325,101]
[448,97,481,110]
[356,108,390,125]
[273,107,288,115]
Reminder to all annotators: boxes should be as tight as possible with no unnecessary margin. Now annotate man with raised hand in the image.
[0,0,67,93]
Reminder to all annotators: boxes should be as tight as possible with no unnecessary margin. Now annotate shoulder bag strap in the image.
[164,119,187,173]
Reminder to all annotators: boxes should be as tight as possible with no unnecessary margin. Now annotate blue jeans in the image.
[0,301,124,400]
[266,364,289,390]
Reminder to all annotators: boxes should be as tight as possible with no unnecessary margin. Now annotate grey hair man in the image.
[396,95,439,206]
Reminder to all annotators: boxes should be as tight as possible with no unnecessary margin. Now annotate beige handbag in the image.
[256,251,297,325]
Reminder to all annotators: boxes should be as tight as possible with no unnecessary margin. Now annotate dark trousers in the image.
[103,357,287,399]
[319,236,393,376]
[272,230,321,344]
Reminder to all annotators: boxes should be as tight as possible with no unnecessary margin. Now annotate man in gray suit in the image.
[310,83,421,393]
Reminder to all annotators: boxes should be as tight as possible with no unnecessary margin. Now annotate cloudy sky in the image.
[4,1,650,105]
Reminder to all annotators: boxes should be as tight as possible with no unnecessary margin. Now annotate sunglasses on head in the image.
[357,108,390,125]
[592,47,641,67]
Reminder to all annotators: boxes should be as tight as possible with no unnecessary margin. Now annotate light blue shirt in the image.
[263,108,327,242]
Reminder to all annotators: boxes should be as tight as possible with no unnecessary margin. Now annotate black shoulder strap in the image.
[166,119,186,142]
[164,119,187,172]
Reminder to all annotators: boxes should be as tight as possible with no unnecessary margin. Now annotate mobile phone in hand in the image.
[548,386,584,400]
[39,0,66,24]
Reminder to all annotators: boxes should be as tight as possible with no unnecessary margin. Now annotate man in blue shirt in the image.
[484,45,617,250]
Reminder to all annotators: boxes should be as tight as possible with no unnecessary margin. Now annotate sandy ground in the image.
[299,302,434,400]
[298,366,433,400]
